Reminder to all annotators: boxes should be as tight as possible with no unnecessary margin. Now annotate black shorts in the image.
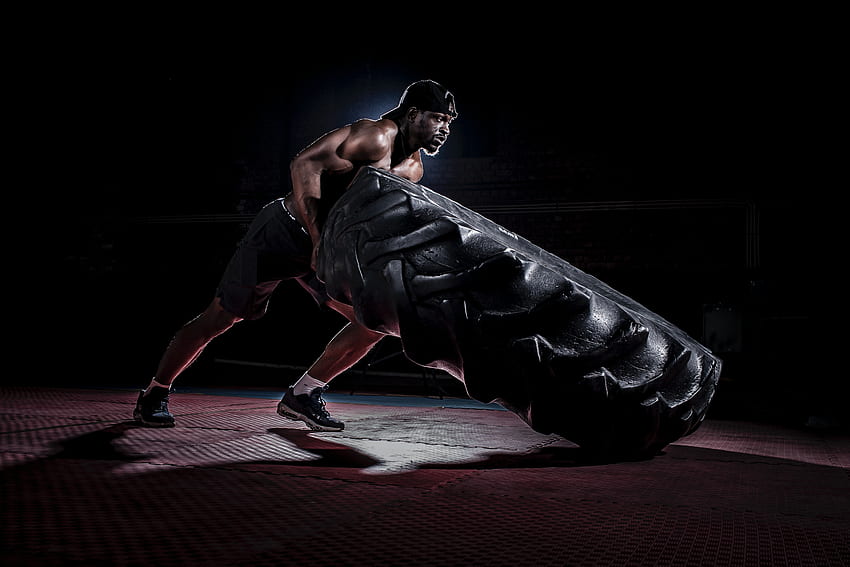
[216,198,328,319]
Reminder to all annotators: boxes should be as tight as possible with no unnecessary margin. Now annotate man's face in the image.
[412,110,453,156]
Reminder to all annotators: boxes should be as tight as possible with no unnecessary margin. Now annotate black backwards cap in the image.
[381,79,458,120]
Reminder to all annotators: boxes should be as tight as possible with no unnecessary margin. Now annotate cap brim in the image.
[380,106,405,120]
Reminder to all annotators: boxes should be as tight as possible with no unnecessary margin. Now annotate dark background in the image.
[25,17,836,427]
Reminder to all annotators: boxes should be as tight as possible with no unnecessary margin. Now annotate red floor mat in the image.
[2,386,848,566]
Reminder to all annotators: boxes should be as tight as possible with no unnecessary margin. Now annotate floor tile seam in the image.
[172,406,275,415]
[0,418,132,435]
[0,397,504,422]
[125,460,384,488]
[324,431,536,452]
[679,437,847,451]
[0,386,265,400]
[0,385,503,411]
[170,401,430,418]
[0,404,266,420]
[0,418,263,436]
[173,422,502,439]
[414,469,484,494]
[161,409,274,420]
[1,423,535,451]
[0,449,423,491]
[335,417,509,430]
[180,425,261,433]
[667,453,849,470]
[172,398,280,407]
[128,458,424,489]
[337,406,461,419]
[220,465,452,491]
[528,436,571,450]
[0,411,126,420]
[168,401,283,413]
[169,407,442,420]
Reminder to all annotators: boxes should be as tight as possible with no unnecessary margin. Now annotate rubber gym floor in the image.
[2,386,848,566]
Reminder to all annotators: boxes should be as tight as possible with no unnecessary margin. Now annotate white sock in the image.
[292,373,327,396]
[145,378,171,394]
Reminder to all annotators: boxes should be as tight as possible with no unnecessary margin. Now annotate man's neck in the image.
[392,123,417,166]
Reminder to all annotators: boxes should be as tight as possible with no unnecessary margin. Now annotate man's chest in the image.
[388,156,423,183]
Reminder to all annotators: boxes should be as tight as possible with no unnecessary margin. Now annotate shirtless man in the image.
[134,79,458,431]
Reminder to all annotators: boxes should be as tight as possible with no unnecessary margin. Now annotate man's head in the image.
[383,80,457,156]
[381,79,458,121]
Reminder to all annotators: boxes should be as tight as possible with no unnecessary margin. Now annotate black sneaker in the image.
[133,387,176,427]
[277,386,344,431]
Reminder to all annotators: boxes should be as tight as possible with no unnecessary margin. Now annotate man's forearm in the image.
[290,161,323,245]
[296,192,321,245]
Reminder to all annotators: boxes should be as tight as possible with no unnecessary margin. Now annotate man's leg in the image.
[278,300,385,431]
[135,297,242,427]
[153,297,242,388]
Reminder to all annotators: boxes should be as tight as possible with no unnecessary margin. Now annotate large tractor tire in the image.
[318,167,721,459]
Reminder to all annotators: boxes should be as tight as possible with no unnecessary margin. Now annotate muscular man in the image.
[134,79,457,431]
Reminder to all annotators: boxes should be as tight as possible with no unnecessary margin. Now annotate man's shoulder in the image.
[349,117,398,136]
[343,118,398,156]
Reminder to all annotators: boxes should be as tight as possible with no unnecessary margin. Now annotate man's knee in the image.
[325,298,356,321]
[349,322,385,347]
[324,299,384,345]
[194,297,242,337]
